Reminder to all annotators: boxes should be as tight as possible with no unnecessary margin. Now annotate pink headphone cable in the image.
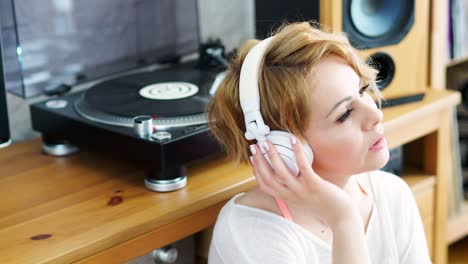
[274,197,294,221]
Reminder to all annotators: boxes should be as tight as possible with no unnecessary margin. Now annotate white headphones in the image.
[239,37,314,175]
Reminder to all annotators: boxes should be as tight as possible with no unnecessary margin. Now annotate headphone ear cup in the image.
[266,131,314,175]
[263,151,299,175]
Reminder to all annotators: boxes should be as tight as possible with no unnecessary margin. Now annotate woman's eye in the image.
[359,84,370,96]
[337,108,353,123]
[336,84,369,124]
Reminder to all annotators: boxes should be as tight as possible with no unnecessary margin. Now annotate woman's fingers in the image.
[291,136,319,182]
[250,144,289,197]
[251,158,277,195]
[262,141,301,189]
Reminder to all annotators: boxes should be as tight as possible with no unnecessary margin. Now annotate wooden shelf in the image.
[448,201,468,244]
[382,89,460,149]
[449,234,468,263]
[403,167,436,194]
[402,167,436,253]
[447,56,468,68]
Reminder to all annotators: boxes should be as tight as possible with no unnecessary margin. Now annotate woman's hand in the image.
[250,136,360,229]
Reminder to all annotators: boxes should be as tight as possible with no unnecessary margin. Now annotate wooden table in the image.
[0,140,256,264]
[0,89,461,264]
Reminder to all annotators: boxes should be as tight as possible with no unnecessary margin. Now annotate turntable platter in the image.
[83,65,215,117]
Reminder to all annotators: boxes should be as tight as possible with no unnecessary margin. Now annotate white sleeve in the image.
[209,212,310,264]
[394,178,432,264]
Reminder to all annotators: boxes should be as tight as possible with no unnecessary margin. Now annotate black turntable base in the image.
[30,62,223,192]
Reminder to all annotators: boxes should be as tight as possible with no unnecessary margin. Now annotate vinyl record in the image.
[84,64,215,117]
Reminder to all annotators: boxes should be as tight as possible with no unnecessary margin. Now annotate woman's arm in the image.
[250,138,371,264]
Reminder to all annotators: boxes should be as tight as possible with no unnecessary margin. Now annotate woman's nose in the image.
[363,104,383,132]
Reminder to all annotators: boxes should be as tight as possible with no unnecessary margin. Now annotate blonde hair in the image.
[207,22,381,164]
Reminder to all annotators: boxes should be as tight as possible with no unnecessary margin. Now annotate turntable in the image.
[30,61,223,192]
[0,0,229,192]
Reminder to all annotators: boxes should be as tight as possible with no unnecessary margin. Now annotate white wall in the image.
[6,0,255,143]
[198,0,254,52]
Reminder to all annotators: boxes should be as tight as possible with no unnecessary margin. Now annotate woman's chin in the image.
[363,147,390,172]
[375,147,390,170]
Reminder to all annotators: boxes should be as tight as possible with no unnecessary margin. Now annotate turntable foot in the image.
[42,142,80,156]
[144,176,187,192]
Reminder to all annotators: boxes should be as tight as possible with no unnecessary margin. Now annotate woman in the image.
[207,22,431,263]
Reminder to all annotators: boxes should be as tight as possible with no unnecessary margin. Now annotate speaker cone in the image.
[344,0,414,49]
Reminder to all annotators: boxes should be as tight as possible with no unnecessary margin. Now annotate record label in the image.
[139,82,199,100]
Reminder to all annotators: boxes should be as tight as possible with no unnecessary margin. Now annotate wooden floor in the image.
[449,236,468,263]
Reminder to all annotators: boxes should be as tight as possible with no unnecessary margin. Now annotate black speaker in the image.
[255,0,319,39]
[0,32,11,148]
[254,0,429,106]
[255,0,414,45]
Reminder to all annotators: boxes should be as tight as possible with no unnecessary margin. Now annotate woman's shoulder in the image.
[217,189,290,227]
[364,170,414,203]
[213,190,310,242]
[369,170,410,189]
[212,191,305,249]
[211,195,309,263]
[354,170,407,193]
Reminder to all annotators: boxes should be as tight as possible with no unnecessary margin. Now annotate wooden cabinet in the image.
[0,90,460,264]
[382,90,460,263]
[429,0,468,261]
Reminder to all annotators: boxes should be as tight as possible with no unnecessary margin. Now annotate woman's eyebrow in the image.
[326,96,353,117]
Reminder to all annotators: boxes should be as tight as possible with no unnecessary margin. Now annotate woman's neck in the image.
[318,172,360,195]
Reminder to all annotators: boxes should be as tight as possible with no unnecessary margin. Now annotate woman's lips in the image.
[369,136,387,151]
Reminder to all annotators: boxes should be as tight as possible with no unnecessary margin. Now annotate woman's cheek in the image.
[323,135,360,165]
[331,132,359,150]
[335,135,362,161]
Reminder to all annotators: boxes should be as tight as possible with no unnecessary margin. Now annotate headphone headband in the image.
[239,37,274,142]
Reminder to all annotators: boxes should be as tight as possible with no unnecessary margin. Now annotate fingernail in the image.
[290,136,297,145]
[250,144,256,155]
[262,141,270,152]
[259,144,265,153]
[249,156,254,164]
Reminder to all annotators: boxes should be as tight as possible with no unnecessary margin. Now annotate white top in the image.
[208,170,432,264]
